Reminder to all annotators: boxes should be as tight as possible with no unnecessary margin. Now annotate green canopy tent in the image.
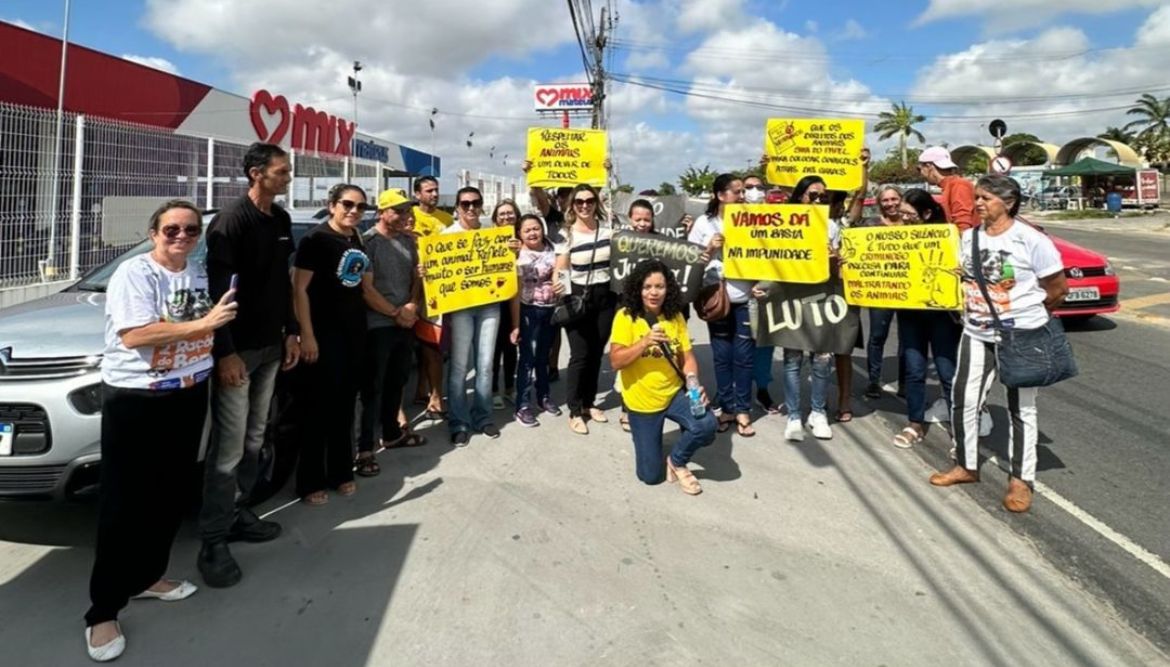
[1042,157,1135,177]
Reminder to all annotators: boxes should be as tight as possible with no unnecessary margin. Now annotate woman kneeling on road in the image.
[86,200,237,661]
[609,260,717,495]
[929,174,1068,513]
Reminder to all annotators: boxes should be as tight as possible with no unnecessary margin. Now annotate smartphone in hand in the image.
[227,274,239,302]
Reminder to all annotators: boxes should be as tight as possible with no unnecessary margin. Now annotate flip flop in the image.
[717,415,735,433]
[354,455,381,477]
[384,432,428,449]
[836,410,854,423]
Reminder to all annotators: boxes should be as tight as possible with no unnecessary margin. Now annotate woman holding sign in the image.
[929,175,1068,513]
[610,260,716,494]
[688,173,759,438]
[554,183,616,435]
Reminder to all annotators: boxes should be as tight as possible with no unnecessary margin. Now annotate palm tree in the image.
[873,102,926,169]
[1123,94,1170,143]
[1098,126,1136,161]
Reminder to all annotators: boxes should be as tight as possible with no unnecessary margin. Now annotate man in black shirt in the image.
[197,142,301,588]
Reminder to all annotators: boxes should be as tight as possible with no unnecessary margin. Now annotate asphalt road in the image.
[889,216,1170,653]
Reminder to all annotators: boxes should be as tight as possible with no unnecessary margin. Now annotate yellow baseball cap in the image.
[377,188,412,211]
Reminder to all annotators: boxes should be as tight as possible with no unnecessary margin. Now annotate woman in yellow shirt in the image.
[609,260,717,495]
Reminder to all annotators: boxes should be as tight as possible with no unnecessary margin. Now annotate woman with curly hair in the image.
[609,260,717,495]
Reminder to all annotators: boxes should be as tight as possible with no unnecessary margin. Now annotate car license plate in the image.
[0,423,13,456]
[1066,287,1100,302]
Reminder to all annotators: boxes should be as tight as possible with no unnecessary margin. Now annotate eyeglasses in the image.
[337,199,370,212]
[745,185,764,191]
[458,199,484,210]
[807,192,826,203]
[573,197,597,207]
[159,224,202,239]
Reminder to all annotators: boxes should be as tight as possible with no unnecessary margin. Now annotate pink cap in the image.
[918,146,957,170]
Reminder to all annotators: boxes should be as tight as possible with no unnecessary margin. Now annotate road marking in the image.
[1149,277,1168,283]
[985,455,1170,580]
[1120,292,1170,310]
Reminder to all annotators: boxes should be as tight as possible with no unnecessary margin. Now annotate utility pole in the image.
[590,5,611,130]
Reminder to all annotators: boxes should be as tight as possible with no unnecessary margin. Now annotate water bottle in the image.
[686,374,706,418]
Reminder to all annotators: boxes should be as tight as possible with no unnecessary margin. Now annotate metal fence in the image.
[0,101,392,290]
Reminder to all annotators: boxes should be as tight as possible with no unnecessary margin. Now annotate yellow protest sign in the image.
[419,227,517,316]
[525,127,607,188]
[722,204,830,284]
[838,224,962,310]
[764,118,865,192]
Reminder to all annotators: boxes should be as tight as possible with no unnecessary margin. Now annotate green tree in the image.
[657,182,677,195]
[963,152,989,176]
[868,147,923,184]
[1123,93,1170,145]
[615,183,635,194]
[873,101,926,169]
[678,165,717,197]
[1001,132,1048,166]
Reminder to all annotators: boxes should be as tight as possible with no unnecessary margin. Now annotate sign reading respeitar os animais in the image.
[534,83,593,112]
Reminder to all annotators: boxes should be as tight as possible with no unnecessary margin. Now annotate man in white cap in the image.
[918,146,978,231]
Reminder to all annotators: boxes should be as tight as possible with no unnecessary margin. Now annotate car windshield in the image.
[70,216,339,293]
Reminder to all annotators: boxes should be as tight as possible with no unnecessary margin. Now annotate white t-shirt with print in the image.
[959,220,1063,342]
[102,254,215,389]
[687,213,755,303]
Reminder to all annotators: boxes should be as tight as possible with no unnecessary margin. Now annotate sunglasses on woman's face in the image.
[573,197,597,207]
[458,199,484,210]
[159,224,202,239]
[807,191,826,203]
[337,199,370,212]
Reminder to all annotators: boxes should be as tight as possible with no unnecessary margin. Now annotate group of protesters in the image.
[84,141,1069,661]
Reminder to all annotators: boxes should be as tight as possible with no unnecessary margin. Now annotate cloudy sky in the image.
[4,0,1169,190]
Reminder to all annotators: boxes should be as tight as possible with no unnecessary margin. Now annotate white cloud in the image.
[804,20,818,34]
[914,0,1165,32]
[836,18,867,41]
[673,0,745,34]
[908,10,1170,159]
[3,16,46,33]
[121,54,180,75]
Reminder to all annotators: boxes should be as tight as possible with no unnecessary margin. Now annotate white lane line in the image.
[986,454,1170,580]
[1150,277,1168,283]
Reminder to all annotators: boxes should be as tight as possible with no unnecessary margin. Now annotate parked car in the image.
[1032,185,1082,210]
[0,208,366,500]
[1048,234,1121,320]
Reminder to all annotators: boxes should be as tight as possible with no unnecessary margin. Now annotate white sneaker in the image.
[784,418,805,442]
[808,412,833,440]
[979,408,993,437]
[924,398,950,424]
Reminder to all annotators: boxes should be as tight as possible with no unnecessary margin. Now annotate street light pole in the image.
[346,61,362,183]
[42,0,72,280]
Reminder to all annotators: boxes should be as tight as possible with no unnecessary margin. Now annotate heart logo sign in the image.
[535,88,560,108]
[250,90,291,145]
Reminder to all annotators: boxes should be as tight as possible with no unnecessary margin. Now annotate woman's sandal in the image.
[665,458,703,495]
[736,416,756,438]
[354,455,381,477]
[619,415,630,432]
[893,426,923,449]
[835,409,854,423]
[302,491,328,506]
[717,414,735,433]
[384,432,428,449]
[337,481,357,497]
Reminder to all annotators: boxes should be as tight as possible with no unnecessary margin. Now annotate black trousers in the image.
[563,284,617,416]
[295,330,363,496]
[358,326,414,452]
[86,380,208,626]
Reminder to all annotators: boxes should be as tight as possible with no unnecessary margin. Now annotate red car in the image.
[1048,234,1120,319]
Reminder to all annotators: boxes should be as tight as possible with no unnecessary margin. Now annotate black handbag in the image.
[551,226,600,326]
[970,227,1078,388]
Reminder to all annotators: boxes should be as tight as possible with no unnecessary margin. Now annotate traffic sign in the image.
[989,119,1007,139]
[991,155,1013,174]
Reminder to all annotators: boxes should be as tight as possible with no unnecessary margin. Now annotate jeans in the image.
[88,381,207,625]
[783,349,833,417]
[446,303,500,432]
[359,326,414,452]
[199,345,281,542]
[753,345,775,390]
[563,285,616,417]
[295,329,363,496]
[708,302,754,415]
[515,304,555,410]
[867,308,904,387]
[626,389,717,484]
[900,311,960,424]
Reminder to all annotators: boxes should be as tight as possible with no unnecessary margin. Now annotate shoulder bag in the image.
[970,227,1078,388]
[551,226,600,326]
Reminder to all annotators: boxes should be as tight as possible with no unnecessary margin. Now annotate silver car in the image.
[0,211,340,500]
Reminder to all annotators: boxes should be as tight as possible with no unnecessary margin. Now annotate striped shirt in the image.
[555,225,612,286]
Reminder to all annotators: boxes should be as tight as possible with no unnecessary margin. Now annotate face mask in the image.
[744,187,765,204]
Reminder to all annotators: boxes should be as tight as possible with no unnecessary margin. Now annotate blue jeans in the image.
[515,304,554,410]
[866,308,904,387]
[900,310,960,424]
[446,304,500,433]
[783,349,833,417]
[707,302,754,415]
[753,345,775,390]
[626,389,717,484]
